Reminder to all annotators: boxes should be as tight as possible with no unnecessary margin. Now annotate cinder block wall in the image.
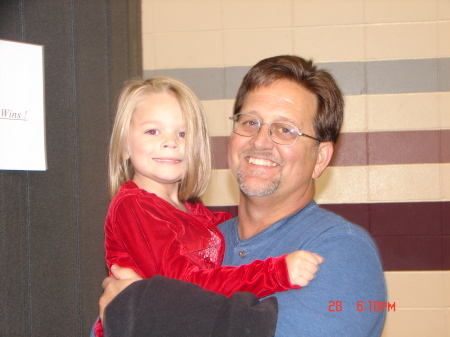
[141,0,450,335]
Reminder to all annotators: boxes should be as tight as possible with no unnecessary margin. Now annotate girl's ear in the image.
[312,142,333,179]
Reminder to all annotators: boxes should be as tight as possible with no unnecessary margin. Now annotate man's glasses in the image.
[229,113,320,146]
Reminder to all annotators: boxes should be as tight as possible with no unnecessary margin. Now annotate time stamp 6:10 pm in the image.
[328,301,396,312]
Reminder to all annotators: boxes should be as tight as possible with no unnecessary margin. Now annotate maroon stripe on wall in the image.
[208,205,238,218]
[330,133,367,166]
[441,129,450,162]
[374,236,443,271]
[443,237,450,270]
[208,201,450,271]
[367,130,440,165]
[211,136,230,169]
[212,130,450,169]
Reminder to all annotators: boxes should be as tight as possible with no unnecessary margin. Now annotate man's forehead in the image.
[242,81,317,116]
[249,88,297,105]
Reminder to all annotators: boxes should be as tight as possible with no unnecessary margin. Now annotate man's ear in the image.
[312,142,333,179]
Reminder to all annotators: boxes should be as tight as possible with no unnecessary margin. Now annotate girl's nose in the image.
[162,135,179,149]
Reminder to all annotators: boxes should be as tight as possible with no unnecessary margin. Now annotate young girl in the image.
[95,77,323,336]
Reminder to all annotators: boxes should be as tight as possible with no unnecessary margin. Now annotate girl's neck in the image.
[161,196,187,212]
[132,176,187,212]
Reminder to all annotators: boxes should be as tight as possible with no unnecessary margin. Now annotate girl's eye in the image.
[146,129,159,135]
[178,131,186,138]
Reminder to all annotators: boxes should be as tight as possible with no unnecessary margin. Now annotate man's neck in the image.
[236,188,314,240]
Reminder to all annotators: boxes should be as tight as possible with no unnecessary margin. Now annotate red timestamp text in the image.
[328,301,396,312]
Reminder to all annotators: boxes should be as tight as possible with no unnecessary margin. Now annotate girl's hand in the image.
[285,251,324,287]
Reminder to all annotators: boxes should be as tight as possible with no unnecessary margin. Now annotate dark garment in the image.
[103,275,278,337]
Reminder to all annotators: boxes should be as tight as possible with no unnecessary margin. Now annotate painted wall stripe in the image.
[207,201,450,271]
[144,58,450,100]
[211,130,450,169]
[205,164,449,205]
[366,59,438,94]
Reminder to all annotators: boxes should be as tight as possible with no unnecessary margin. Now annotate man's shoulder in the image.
[300,202,373,241]
[274,202,380,258]
[217,202,373,244]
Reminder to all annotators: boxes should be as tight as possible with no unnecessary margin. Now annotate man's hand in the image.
[99,265,143,320]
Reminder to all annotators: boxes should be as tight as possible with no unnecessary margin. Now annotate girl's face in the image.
[126,92,186,193]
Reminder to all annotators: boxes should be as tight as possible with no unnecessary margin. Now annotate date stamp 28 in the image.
[328,301,396,312]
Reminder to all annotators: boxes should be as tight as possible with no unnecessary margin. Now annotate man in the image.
[100,55,386,336]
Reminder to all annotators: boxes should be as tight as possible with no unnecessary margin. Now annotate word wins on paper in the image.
[1,108,28,121]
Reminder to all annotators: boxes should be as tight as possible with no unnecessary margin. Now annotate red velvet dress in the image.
[95,181,295,336]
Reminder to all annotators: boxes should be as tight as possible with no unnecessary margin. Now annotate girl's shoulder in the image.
[109,181,161,211]
[112,181,145,202]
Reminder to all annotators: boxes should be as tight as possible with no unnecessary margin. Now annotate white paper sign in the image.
[0,39,47,170]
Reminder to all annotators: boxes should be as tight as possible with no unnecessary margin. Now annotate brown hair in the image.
[234,55,344,143]
[108,77,211,201]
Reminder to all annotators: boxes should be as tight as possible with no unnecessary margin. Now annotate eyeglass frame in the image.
[229,113,320,146]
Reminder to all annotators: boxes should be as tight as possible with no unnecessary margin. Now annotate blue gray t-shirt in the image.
[218,201,386,337]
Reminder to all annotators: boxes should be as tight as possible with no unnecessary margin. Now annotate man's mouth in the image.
[248,156,277,167]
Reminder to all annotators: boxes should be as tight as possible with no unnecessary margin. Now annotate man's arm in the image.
[99,265,142,321]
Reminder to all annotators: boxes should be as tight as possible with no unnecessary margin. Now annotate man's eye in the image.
[179,131,186,138]
[146,129,158,135]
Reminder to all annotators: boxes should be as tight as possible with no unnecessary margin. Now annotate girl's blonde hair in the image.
[108,77,211,202]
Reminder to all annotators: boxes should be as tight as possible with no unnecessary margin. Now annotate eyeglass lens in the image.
[233,114,298,145]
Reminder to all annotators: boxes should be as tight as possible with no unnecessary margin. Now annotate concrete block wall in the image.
[141,0,450,335]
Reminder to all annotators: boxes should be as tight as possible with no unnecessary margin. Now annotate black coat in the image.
[103,275,278,337]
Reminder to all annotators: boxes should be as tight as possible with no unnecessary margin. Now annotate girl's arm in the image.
[106,195,321,298]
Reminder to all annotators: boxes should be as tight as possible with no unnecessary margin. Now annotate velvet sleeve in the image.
[105,194,298,298]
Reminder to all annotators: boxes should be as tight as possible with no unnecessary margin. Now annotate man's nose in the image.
[249,124,274,149]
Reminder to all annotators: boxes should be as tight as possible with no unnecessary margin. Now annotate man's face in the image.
[228,79,321,201]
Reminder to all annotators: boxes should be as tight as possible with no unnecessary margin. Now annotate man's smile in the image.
[247,156,278,167]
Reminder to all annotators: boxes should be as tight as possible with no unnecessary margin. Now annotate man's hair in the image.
[234,55,344,143]
[108,77,211,202]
